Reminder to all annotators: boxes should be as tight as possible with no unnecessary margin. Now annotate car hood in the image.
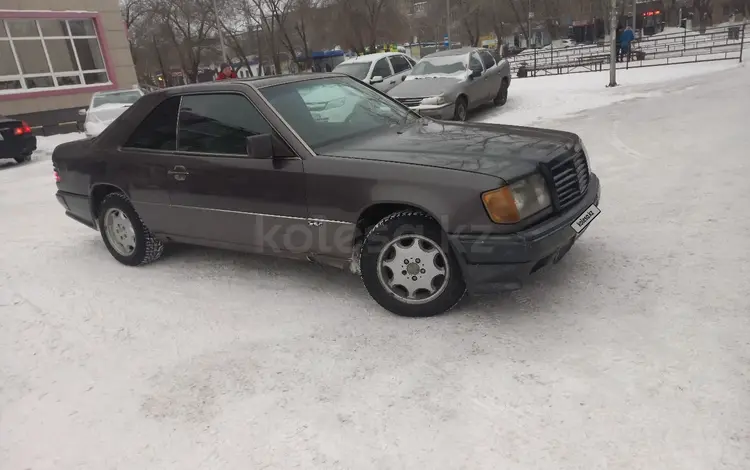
[388,76,463,98]
[320,119,578,180]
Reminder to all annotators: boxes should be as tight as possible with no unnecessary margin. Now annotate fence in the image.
[506,23,746,78]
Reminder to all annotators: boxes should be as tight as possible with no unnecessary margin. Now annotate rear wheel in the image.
[360,210,466,317]
[98,193,164,266]
[493,79,509,106]
[453,96,468,121]
[14,153,30,164]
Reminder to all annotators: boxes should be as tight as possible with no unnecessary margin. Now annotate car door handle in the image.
[389,80,396,84]
[168,165,189,181]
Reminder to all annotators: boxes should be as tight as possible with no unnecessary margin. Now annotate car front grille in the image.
[395,97,425,107]
[547,150,590,211]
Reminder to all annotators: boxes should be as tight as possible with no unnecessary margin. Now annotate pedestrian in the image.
[620,25,635,62]
[615,25,623,62]
[216,63,237,80]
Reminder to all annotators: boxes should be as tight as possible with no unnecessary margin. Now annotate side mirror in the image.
[78,108,87,116]
[401,74,407,82]
[246,133,274,159]
[369,75,384,84]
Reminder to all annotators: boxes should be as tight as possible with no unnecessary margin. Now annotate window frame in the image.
[388,54,411,74]
[371,57,394,79]
[477,49,496,70]
[121,90,300,160]
[0,11,116,99]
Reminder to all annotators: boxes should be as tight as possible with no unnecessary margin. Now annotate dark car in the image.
[52,74,601,317]
[0,116,36,164]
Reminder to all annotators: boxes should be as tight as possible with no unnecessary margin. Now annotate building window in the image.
[0,17,109,95]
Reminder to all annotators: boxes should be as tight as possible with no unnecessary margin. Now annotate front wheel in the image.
[98,192,164,266]
[453,96,468,121]
[360,210,466,317]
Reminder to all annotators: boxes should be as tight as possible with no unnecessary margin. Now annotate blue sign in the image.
[443,34,449,48]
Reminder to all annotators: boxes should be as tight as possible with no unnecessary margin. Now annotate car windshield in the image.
[411,55,468,76]
[332,62,371,80]
[91,90,142,108]
[260,76,419,151]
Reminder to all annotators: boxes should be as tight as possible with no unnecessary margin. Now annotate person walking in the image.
[216,63,237,80]
[620,26,635,62]
[615,25,623,62]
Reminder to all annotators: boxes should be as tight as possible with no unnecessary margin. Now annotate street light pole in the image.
[608,0,618,86]
[213,0,228,62]
[528,0,532,47]
[446,0,450,49]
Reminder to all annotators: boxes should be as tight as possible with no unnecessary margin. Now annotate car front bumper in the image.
[0,134,37,159]
[448,173,601,294]
[410,102,455,120]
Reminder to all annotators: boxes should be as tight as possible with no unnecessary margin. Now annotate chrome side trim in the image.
[169,204,353,225]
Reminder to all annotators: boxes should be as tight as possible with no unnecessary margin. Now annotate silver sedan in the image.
[387,47,512,121]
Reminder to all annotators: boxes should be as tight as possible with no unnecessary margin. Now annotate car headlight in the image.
[420,95,446,106]
[481,173,551,223]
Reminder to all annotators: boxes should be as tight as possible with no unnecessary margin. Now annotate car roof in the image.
[339,52,401,64]
[94,88,143,96]
[156,73,353,96]
[424,47,475,58]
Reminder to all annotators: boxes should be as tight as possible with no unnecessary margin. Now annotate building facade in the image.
[0,0,137,134]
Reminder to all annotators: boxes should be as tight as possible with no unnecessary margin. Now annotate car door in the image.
[115,96,182,236]
[166,92,309,254]
[478,49,502,102]
[467,51,487,107]
[387,54,412,90]
[369,57,394,92]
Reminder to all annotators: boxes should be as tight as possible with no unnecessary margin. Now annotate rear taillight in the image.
[54,170,61,183]
[13,121,32,136]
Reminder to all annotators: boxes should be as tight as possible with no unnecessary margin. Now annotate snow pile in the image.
[478,60,740,126]
[33,132,86,160]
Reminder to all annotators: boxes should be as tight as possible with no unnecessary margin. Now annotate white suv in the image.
[333,52,417,93]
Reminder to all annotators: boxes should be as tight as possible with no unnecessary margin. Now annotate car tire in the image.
[493,79,509,106]
[359,210,466,317]
[453,96,468,121]
[98,192,164,266]
[14,153,30,164]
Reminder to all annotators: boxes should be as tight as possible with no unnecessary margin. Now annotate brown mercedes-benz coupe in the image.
[52,74,601,317]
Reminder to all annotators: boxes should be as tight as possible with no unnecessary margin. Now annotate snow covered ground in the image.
[2,63,750,469]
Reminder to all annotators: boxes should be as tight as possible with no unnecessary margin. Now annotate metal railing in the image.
[507,23,746,78]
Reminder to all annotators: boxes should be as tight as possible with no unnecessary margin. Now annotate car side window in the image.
[123,96,180,150]
[389,55,411,73]
[478,49,496,69]
[469,52,484,72]
[372,58,392,78]
[405,55,417,66]
[177,94,273,155]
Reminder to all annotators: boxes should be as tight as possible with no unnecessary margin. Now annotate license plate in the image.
[571,204,600,233]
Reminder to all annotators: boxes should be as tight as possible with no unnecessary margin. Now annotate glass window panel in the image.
[74,38,104,70]
[46,39,78,72]
[0,21,7,38]
[0,41,19,75]
[7,20,39,38]
[83,72,108,84]
[39,20,68,37]
[124,97,180,150]
[25,76,54,89]
[0,79,22,90]
[68,19,95,36]
[56,75,82,86]
[13,40,50,74]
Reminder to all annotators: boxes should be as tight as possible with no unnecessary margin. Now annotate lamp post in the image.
[213,0,228,62]
[446,0,451,49]
[608,0,618,86]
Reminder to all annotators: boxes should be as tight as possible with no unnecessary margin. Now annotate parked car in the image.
[387,47,512,121]
[0,115,36,164]
[80,88,145,137]
[332,52,417,93]
[52,74,601,317]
